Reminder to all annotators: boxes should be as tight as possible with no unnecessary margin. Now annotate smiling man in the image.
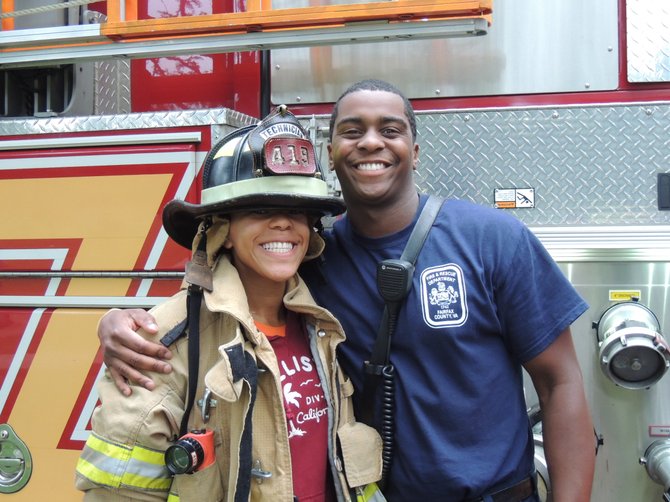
[326,86,419,231]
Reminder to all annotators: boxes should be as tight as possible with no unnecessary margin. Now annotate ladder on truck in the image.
[0,0,492,68]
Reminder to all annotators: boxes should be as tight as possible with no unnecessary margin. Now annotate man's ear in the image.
[327,144,334,171]
[412,143,420,170]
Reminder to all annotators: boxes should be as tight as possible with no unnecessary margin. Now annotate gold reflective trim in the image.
[201,176,329,204]
[356,482,387,502]
[77,433,171,491]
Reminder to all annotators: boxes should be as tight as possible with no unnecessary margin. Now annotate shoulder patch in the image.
[420,263,468,328]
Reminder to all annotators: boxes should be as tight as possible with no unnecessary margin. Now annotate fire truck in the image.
[1,0,669,500]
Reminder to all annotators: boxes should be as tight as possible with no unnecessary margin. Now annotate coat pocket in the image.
[337,421,383,488]
[170,461,224,502]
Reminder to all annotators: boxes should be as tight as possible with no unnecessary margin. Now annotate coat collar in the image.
[202,254,342,346]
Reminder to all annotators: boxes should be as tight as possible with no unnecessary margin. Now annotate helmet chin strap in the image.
[185,216,214,291]
[180,217,213,437]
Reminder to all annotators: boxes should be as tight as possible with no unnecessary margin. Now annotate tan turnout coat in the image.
[76,255,382,501]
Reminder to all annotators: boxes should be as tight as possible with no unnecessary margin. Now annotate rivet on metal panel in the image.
[435,89,441,95]
[645,108,653,116]
[211,125,224,143]
[551,111,559,119]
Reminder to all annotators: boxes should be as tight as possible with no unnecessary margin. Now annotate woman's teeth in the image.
[262,242,294,253]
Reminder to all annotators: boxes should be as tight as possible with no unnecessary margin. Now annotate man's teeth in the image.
[262,242,294,253]
[357,163,385,171]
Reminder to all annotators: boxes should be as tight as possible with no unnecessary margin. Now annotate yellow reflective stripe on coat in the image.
[167,492,180,501]
[76,432,172,491]
[356,482,387,502]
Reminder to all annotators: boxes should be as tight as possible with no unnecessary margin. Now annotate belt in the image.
[466,476,536,502]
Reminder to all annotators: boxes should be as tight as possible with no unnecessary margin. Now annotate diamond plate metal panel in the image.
[84,9,132,116]
[0,108,257,136]
[627,0,670,82]
[95,59,131,115]
[413,103,670,226]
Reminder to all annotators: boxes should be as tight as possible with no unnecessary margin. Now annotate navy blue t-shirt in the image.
[302,195,588,501]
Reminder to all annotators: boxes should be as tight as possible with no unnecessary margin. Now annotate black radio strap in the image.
[363,195,443,407]
[361,195,444,483]
[399,196,444,263]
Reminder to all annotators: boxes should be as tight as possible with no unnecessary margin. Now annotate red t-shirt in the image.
[257,312,335,502]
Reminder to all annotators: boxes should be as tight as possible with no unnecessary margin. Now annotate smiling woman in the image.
[75,106,384,502]
[224,210,312,324]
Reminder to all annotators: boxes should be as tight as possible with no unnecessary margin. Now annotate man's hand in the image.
[97,308,173,396]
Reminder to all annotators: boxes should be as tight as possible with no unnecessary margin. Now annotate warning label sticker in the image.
[494,188,535,209]
[649,425,670,437]
[609,290,642,302]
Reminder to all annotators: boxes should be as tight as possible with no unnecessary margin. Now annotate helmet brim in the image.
[163,193,346,249]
